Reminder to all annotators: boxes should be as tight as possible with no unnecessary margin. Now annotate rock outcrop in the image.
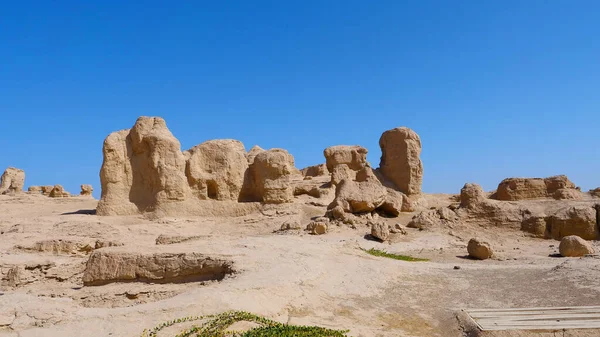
[246,145,264,165]
[493,175,578,201]
[324,145,368,185]
[0,167,25,194]
[82,251,234,286]
[80,184,93,196]
[247,149,297,204]
[546,205,599,240]
[467,238,494,260]
[185,140,248,201]
[378,127,423,195]
[41,185,54,196]
[28,186,42,194]
[301,164,329,178]
[559,235,595,257]
[49,185,70,198]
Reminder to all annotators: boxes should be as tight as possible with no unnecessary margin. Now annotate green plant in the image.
[140,310,349,337]
[362,248,429,262]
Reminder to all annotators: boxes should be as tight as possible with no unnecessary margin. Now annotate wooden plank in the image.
[470,309,600,318]
[465,306,600,331]
[467,306,600,313]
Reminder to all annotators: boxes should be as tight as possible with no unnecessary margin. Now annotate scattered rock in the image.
[20,240,94,255]
[378,127,423,195]
[390,223,408,235]
[306,221,327,235]
[559,235,595,257]
[82,251,235,286]
[0,167,25,194]
[94,240,124,249]
[280,220,302,231]
[370,221,390,241]
[453,266,461,270]
[467,238,494,260]
[407,207,458,229]
[155,235,201,245]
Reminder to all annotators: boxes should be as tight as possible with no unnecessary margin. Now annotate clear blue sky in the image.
[1,1,599,198]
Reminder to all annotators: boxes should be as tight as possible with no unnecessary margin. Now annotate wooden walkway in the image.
[465,306,600,331]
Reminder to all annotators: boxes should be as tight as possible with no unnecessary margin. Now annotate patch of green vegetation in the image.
[362,248,429,262]
[140,310,349,337]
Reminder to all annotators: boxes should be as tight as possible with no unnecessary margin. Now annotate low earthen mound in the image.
[0,167,25,194]
[378,127,423,195]
[82,251,234,286]
[493,175,578,201]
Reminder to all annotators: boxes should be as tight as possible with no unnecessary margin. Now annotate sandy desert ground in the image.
[1,191,600,337]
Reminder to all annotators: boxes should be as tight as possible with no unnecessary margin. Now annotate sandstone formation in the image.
[324,145,368,185]
[49,185,70,198]
[246,145,264,165]
[301,164,329,178]
[80,184,93,196]
[28,186,42,194]
[96,117,305,215]
[591,188,600,198]
[185,139,248,201]
[467,238,494,260]
[546,205,599,240]
[82,251,234,286]
[247,149,297,204]
[378,127,423,195]
[41,185,54,196]
[559,235,595,257]
[0,167,25,194]
[493,175,578,201]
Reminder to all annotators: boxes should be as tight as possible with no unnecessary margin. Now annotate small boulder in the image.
[306,221,328,235]
[370,221,390,241]
[467,238,494,260]
[559,235,595,257]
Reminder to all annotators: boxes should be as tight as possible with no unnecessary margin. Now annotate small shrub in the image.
[140,310,349,337]
[362,248,429,262]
